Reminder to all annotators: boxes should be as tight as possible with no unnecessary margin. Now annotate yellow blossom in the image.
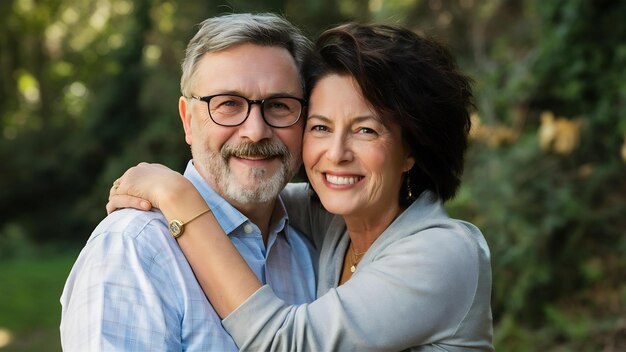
[469,113,516,147]
[538,111,582,154]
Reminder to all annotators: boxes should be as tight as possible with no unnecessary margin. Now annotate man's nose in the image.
[237,104,273,142]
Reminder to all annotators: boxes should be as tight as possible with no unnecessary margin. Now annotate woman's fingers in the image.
[109,178,122,198]
[106,162,175,214]
[106,194,153,215]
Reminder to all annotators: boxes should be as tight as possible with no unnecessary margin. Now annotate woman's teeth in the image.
[325,174,362,185]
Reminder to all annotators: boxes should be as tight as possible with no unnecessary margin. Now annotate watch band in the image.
[168,207,212,238]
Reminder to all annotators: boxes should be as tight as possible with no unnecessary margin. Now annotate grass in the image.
[0,249,80,351]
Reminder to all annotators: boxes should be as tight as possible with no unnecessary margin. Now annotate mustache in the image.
[221,140,291,161]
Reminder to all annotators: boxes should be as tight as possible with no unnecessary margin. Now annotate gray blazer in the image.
[223,183,494,351]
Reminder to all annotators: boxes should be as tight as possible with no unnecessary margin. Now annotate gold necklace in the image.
[349,244,367,273]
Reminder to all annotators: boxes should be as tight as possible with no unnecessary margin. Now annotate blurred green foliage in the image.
[1,0,625,350]
[0,252,77,352]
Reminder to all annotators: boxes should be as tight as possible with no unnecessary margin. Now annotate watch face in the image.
[169,220,183,238]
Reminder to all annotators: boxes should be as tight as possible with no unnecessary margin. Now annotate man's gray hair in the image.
[180,13,312,97]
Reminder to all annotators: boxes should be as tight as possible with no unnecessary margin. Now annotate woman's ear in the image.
[403,153,415,173]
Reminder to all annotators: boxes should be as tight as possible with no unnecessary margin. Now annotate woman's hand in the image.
[106,162,189,214]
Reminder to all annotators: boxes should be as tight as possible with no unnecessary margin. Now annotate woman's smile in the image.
[323,172,364,187]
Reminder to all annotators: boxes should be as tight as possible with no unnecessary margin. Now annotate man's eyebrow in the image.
[203,91,303,99]
[203,90,241,96]
[265,92,304,98]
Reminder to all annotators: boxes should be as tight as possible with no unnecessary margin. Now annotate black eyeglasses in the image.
[190,94,306,128]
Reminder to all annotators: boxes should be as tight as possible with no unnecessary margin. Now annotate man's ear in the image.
[179,96,193,146]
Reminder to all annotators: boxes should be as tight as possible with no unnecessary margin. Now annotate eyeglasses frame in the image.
[190,93,307,128]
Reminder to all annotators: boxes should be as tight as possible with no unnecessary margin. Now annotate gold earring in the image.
[406,172,413,200]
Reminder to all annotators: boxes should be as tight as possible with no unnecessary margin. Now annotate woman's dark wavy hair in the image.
[303,23,474,205]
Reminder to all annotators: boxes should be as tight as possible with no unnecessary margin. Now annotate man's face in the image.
[179,43,304,206]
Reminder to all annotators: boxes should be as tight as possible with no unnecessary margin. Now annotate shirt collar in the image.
[183,160,289,237]
[268,195,288,236]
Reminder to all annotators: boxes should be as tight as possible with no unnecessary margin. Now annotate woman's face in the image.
[303,74,415,219]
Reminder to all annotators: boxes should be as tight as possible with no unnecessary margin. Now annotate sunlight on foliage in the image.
[62,7,80,24]
[143,45,162,67]
[69,28,97,52]
[45,22,67,56]
[52,61,74,77]
[107,33,125,50]
[17,71,40,104]
[0,327,13,349]
[90,0,112,30]
[153,2,176,33]
[113,0,134,15]
[64,82,89,117]
[66,1,115,52]
[369,0,383,13]
[14,0,35,14]
[368,0,417,21]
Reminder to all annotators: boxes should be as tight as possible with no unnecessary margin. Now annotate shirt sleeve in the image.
[222,226,484,351]
[60,214,183,351]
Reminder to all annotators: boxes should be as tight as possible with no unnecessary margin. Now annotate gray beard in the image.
[194,139,299,204]
[222,160,287,204]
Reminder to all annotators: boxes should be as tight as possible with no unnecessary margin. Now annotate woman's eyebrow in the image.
[306,114,330,122]
[307,114,377,122]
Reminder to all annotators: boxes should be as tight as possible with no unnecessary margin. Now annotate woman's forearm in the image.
[160,179,262,317]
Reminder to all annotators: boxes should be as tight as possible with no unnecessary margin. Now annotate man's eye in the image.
[222,100,241,107]
[267,102,289,110]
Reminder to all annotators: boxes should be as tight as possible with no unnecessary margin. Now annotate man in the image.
[60,13,316,351]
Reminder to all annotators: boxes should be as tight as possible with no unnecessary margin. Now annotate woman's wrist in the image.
[159,176,209,223]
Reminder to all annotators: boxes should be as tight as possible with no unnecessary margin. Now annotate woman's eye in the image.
[357,127,376,134]
[311,125,329,132]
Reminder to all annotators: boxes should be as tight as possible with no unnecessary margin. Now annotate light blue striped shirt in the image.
[60,161,317,351]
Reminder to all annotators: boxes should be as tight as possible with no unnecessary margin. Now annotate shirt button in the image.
[243,224,253,234]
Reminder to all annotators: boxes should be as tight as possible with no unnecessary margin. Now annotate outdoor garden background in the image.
[1,0,625,350]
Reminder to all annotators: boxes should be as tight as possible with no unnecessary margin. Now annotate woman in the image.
[109,23,493,351]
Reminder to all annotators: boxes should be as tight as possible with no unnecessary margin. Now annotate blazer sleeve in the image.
[222,224,486,351]
[280,183,335,250]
